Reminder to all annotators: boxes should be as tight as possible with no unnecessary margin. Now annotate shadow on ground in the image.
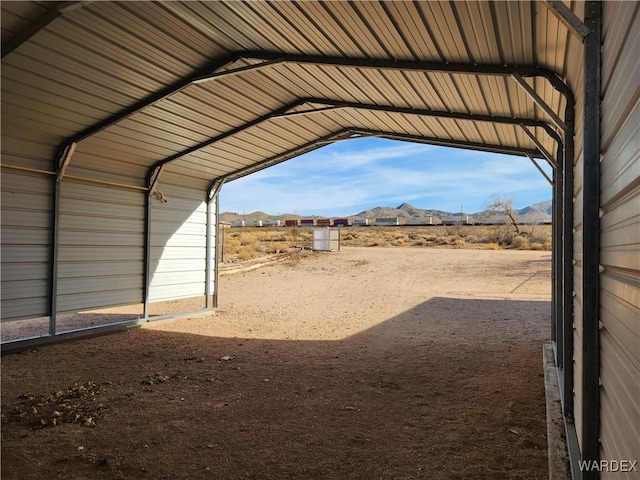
[1,297,550,480]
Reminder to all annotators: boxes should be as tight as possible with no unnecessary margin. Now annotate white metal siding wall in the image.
[149,183,208,303]
[1,170,52,320]
[207,195,217,300]
[599,3,640,474]
[57,180,145,313]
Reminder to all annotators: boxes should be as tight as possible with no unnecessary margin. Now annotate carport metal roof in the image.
[3,1,604,474]
[2,1,582,195]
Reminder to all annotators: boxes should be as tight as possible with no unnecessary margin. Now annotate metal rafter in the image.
[64,54,237,146]
[350,129,545,160]
[238,51,574,104]
[525,153,555,186]
[512,73,568,131]
[1,2,86,60]
[520,125,560,169]
[208,129,357,190]
[149,97,562,189]
[53,51,572,177]
[297,99,564,154]
[543,0,592,40]
[208,126,547,194]
[146,98,312,190]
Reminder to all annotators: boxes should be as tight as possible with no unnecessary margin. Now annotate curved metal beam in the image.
[349,129,545,160]
[296,99,564,158]
[207,126,546,195]
[207,129,357,192]
[54,51,573,166]
[150,97,562,190]
[147,98,312,190]
[239,51,574,112]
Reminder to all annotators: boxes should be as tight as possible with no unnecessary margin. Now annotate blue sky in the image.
[219,137,553,217]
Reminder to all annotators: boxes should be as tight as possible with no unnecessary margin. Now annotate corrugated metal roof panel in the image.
[3,0,573,192]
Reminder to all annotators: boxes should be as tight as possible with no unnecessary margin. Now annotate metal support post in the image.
[143,190,152,319]
[49,142,78,336]
[552,170,562,360]
[582,2,602,476]
[206,180,225,309]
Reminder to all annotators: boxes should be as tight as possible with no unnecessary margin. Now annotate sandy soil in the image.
[1,247,552,479]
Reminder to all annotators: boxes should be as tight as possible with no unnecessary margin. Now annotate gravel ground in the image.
[2,247,551,479]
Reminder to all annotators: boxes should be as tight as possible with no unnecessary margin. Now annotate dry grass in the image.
[221,225,552,263]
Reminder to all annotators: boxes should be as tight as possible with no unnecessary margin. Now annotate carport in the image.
[2,2,638,477]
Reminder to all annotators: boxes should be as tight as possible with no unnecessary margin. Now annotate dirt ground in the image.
[1,247,552,479]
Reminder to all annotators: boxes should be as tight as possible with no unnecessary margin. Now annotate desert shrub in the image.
[264,242,289,254]
[225,237,242,249]
[453,239,466,248]
[412,239,427,246]
[288,228,301,239]
[437,235,459,245]
[391,239,407,246]
[496,230,515,246]
[528,238,552,251]
[241,238,259,248]
[237,247,255,261]
[529,231,551,244]
[465,235,479,243]
[512,235,528,249]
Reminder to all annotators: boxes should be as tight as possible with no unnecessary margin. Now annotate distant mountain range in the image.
[221,200,552,223]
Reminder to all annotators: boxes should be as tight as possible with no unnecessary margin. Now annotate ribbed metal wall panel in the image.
[560,3,588,447]
[0,170,52,320]
[599,3,640,473]
[56,180,144,314]
[149,183,208,303]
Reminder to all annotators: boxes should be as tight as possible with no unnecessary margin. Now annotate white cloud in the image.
[220,139,552,216]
